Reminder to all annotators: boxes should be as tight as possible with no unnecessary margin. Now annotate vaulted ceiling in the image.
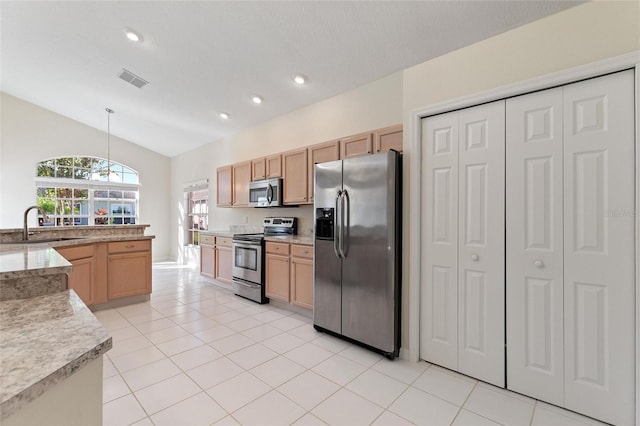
[1,1,581,157]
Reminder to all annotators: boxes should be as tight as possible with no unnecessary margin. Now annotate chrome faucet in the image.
[23,205,48,241]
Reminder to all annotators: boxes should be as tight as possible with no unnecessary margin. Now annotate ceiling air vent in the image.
[117,68,149,89]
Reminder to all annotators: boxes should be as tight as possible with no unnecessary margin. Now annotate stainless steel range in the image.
[231,217,297,304]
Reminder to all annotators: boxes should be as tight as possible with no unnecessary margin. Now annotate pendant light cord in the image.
[105,107,114,179]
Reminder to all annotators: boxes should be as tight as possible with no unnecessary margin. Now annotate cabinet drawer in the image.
[266,241,290,255]
[216,237,232,247]
[200,235,216,246]
[290,244,313,259]
[108,239,151,254]
[56,244,95,261]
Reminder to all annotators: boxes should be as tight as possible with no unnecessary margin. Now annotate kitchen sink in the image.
[1,237,86,244]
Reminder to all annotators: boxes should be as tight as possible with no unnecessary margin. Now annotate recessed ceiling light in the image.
[293,74,306,85]
[219,112,230,120]
[124,28,143,43]
[251,95,263,104]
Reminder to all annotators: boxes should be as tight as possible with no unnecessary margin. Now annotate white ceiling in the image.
[1,1,581,158]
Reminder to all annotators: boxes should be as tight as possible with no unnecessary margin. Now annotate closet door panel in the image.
[563,70,635,426]
[506,88,564,405]
[458,100,505,387]
[420,111,459,370]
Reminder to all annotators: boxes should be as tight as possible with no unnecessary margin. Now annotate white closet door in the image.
[506,88,564,404]
[458,101,505,387]
[420,111,459,370]
[563,70,635,426]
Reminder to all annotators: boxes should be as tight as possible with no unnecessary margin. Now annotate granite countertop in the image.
[0,235,155,280]
[0,290,112,419]
[200,230,234,238]
[264,235,314,245]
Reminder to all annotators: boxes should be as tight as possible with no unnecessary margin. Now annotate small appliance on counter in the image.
[231,217,297,303]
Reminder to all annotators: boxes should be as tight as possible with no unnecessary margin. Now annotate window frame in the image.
[35,156,140,227]
[184,180,209,245]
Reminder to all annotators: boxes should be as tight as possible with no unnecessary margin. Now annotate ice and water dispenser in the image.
[315,208,334,240]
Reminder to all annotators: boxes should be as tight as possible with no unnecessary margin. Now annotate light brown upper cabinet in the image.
[308,139,340,203]
[283,148,308,204]
[216,165,232,207]
[232,161,251,206]
[266,154,282,178]
[252,158,266,181]
[340,131,373,159]
[374,124,403,153]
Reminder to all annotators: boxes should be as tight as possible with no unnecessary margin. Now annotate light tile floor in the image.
[97,263,609,426]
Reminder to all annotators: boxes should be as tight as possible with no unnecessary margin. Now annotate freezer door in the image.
[313,160,343,334]
[341,151,399,354]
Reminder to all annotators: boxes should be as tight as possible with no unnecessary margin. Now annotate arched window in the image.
[35,156,139,226]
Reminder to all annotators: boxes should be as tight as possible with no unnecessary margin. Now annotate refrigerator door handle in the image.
[341,189,349,258]
[333,190,342,259]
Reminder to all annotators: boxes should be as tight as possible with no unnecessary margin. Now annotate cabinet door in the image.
[107,251,151,299]
[506,88,564,405]
[283,148,308,204]
[266,154,282,178]
[308,140,340,203]
[67,257,95,305]
[457,100,505,387]
[291,256,313,310]
[420,111,459,371]
[374,124,403,153]
[232,161,251,206]
[265,254,290,302]
[562,71,635,426]
[200,244,215,278]
[56,244,104,306]
[252,158,266,181]
[217,166,233,207]
[340,132,372,159]
[215,246,232,285]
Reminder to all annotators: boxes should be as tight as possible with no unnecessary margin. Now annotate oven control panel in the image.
[263,217,297,236]
[263,217,296,228]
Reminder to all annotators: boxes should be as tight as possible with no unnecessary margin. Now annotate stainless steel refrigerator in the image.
[313,150,401,359]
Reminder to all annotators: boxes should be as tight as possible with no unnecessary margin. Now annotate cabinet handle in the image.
[471,254,479,261]
[125,245,135,248]
[302,250,308,254]
[534,260,544,268]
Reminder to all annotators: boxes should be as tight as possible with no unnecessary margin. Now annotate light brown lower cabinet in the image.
[55,243,106,306]
[200,235,216,278]
[107,240,152,299]
[266,242,313,309]
[265,242,290,302]
[290,244,313,309]
[56,239,151,307]
[215,237,233,285]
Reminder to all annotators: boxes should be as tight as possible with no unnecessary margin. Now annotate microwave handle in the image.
[266,183,273,204]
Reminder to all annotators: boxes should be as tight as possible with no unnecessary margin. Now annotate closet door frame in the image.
[409,52,639,424]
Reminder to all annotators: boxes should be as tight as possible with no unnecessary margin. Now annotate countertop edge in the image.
[0,336,112,420]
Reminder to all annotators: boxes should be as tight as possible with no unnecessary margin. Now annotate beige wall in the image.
[401,1,639,357]
[170,72,403,262]
[0,93,172,260]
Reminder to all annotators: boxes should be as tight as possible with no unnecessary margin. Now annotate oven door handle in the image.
[233,241,263,248]
[233,279,261,290]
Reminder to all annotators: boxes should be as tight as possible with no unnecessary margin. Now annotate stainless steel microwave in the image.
[249,178,282,207]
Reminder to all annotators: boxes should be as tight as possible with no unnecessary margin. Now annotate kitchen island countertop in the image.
[0,290,112,420]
